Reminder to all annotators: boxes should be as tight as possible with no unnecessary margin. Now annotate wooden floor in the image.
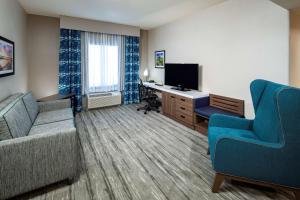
[14,105,294,200]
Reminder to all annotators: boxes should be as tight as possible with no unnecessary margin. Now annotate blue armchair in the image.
[208,79,300,199]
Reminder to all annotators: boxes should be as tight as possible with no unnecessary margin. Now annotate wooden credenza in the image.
[162,92,195,129]
[143,82,209,129]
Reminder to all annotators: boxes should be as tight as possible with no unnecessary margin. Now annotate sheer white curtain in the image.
[82,32,125,94]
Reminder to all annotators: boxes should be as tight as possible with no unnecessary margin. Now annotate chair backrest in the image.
[277,87,300,148]
[251,79,287,143]
[139,79,146,100]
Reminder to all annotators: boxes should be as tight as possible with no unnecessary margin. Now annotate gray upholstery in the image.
[0,129,78,200]
[0,94,23,141]
[0,93,23,111]
[0,94,78,199]
[22,92,39,123]
[38,99,71,112]
[34,108,73,126]
[4,100,32,138]
[30,119,75,136]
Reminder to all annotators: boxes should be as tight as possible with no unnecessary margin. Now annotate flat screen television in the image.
[165,63,199,91]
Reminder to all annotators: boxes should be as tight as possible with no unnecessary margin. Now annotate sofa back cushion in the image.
[0,93,23,141]
[22,92,39,123]
[4,100,32,138]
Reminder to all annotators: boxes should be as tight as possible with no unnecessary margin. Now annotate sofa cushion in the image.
[195,106,243,119]
[4,100,32,138]
[208,127,258,164]
[22,92,39,123]
[29,119,75,136]
[34,108,74,126]
[0,94,23,141]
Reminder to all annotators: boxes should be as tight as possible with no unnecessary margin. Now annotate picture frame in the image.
[0,36,14,78]
[155,50,165,68]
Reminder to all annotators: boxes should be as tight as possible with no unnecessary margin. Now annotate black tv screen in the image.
[165,63,199,90]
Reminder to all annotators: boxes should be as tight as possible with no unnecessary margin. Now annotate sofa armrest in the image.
[38,99,71,112]
[0,130,78,199]
[209,114,253,130]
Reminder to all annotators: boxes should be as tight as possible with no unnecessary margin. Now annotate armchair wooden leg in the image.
[212,173,225,193]
[294,191,300,200]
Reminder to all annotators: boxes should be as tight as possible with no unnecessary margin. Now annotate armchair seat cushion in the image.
[195,106,243,119]
[34,108,74,126]
[208,127,258,163]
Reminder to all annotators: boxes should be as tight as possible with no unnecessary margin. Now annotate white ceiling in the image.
[18,0,225,29]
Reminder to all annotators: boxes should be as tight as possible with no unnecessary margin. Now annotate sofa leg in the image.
[67,177,75,185]
[294,191,300,200]
[212,173,225,193]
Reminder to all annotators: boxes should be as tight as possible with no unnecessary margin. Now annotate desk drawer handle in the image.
[180,115,186,119]
[180,107,186,110]
[181,98,186,102]
[171,96,175,98]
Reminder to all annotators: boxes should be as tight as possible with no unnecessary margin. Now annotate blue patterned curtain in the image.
[124,36,140,104]
[59,29,82,112]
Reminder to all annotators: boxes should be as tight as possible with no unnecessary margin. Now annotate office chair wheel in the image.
[157,110,160,113]
[137,108,140,111]
[144,111,147,114]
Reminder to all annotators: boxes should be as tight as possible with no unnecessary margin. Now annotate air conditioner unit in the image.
[87,92,121,109]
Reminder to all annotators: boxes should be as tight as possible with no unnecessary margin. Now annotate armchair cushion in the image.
[195,106,243,119]
[33,108,73,126]
[22,92,39,123]
[208,126,258,163]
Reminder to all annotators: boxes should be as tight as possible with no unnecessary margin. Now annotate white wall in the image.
[60,16,140,37]
[27,15,60,99]
[140,30,149,80]
[0,0,28,101]
[290,9,300,87]
[148,0,289,118]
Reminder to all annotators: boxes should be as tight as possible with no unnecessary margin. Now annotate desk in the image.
[143,82,208,99]
[143,82,209,129]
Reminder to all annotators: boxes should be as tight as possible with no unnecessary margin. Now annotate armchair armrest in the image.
[209,114,253,130]
[38,99,71,112]
[0,130,78,199]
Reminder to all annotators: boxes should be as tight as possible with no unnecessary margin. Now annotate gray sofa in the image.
[0,93,78,199]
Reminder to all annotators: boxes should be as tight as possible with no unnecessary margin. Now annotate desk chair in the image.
[137,79,161,114]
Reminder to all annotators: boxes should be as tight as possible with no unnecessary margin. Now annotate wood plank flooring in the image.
[14,105,294,200]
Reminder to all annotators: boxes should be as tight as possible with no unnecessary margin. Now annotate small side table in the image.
[37,93,76,116]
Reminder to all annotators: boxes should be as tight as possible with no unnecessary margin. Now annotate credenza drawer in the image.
[176,95,193,106]
[176,104,193,116]
[176,112,193,125]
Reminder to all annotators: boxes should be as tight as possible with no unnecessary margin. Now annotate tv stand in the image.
[143,82,209,129]
[170,87,191,92]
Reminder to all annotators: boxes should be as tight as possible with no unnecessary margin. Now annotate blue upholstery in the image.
[208,79,300,189]
[194,96,243,118]
[195,107,243,119]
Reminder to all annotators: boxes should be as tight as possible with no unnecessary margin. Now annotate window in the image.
[88,44,119,93]
[82,32,123,94]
